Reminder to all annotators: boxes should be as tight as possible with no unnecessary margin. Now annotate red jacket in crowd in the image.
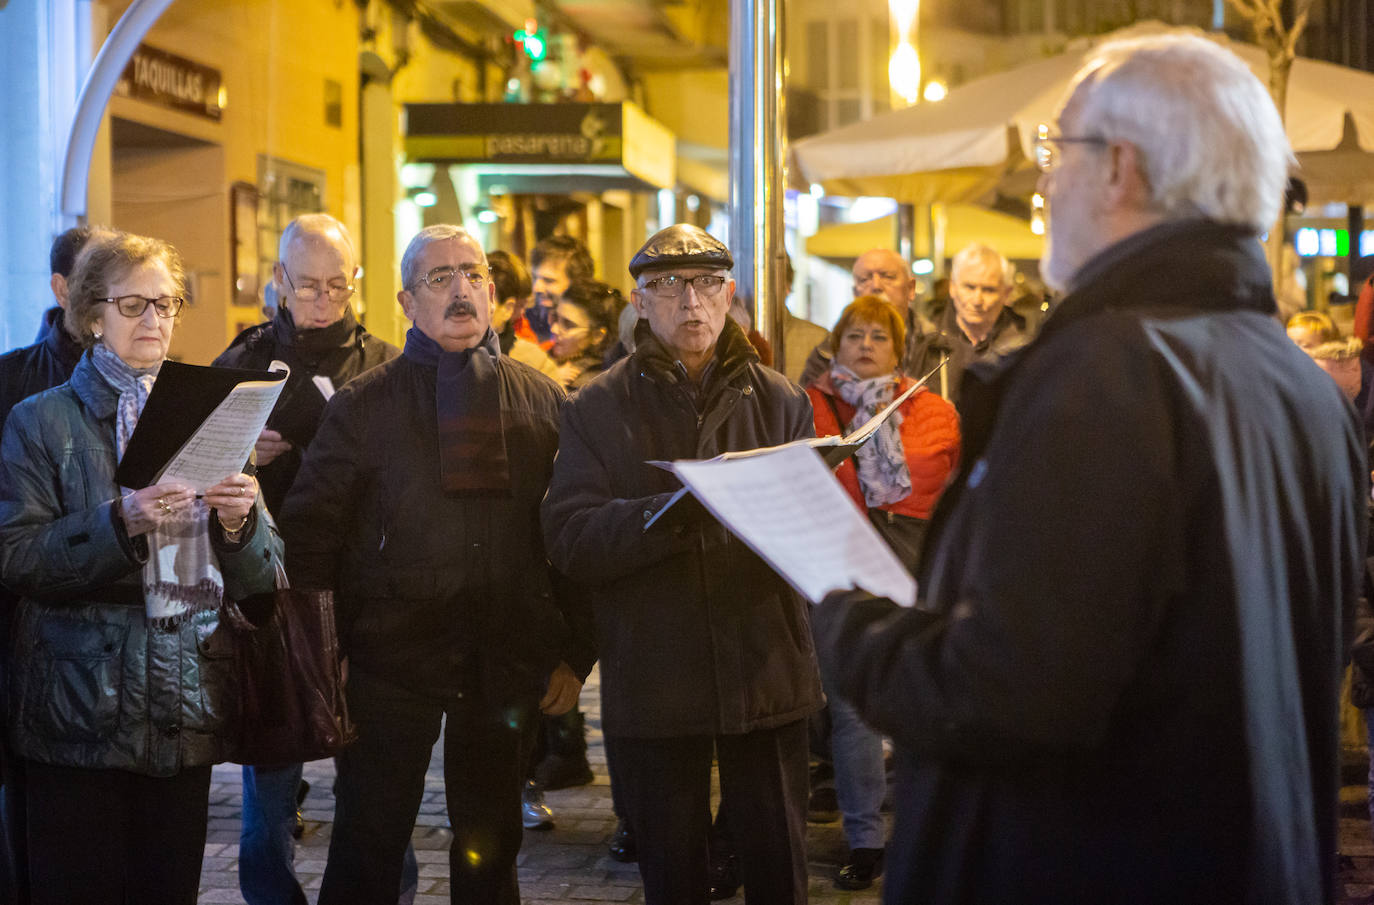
[807,371,961,520]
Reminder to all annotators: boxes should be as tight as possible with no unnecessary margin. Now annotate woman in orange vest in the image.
[805,293,960,890]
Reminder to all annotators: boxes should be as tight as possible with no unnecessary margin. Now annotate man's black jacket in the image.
[281,344,594,701]
[814,220,1367,905]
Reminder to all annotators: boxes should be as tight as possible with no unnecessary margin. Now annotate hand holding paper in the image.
[643,361,945,532]
[254,429,293,467]
[115,362,288,493]
[667,445,916,607]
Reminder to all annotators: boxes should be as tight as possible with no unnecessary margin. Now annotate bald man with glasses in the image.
[797,248,943,390]
[213,213,399,905]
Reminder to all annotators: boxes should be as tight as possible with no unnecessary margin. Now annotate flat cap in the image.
[629,224,733,280]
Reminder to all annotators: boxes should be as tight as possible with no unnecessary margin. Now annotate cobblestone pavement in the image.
[197,666,878,904]
[197,667,1374,904]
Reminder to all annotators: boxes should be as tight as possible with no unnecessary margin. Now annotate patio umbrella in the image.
[805,206,1044,262]
[789,21,1374,207]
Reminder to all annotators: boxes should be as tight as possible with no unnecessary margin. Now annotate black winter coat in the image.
[280,342,593,701]
[212,309,398,515]
[912,303,1034,407]
[813,220,1367,905]
[0,306,82,430]
[542,318,824,738]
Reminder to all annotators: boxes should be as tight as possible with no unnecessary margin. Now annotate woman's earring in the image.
[92,330,102,341]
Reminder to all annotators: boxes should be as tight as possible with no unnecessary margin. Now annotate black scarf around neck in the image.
[273,307,360,361]
[403,327,510,496]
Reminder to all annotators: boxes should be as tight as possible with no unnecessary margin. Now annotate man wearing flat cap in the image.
[542,224,823,904]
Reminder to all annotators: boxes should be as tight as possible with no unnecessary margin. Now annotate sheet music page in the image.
[158,380,287,491]
[671,445,916,607]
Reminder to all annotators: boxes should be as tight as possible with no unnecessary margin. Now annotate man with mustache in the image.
[542,224,823,904]
[281,224,593,905]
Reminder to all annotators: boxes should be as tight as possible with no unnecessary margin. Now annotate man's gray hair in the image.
[951,243,1014,286]
[278,213,357,266]
[400,224,483,289]
[1068,32,1292,233]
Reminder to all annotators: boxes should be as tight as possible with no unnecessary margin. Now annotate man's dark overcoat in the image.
[542,318,823,738]
[281,340,593,700]
[213,308,398,514]
[814,220,1367,905]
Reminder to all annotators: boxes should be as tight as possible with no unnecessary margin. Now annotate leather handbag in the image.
[223,561,357,765]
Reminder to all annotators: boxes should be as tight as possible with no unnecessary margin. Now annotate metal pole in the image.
[1349,203,1363,288]
[58,0,176,226]
[896,204,915,264]
[730,0,786,372]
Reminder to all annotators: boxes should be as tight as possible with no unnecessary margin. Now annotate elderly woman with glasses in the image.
[0,230,280,905]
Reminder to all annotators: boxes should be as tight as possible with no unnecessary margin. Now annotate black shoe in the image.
[835,847,884,891]
[608,819,638,862]
[292,779,310,840]
[535,752,595,791]
[708,852,740,900]
[807,784,839,823]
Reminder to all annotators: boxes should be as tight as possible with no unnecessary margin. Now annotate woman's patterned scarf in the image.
[830,364,912,507]
[91,342,223,628]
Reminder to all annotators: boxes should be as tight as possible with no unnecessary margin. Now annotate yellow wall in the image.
[355,7,503,346]
[94,0,648,356]
[98,0,360,364]
[641,68,730,154]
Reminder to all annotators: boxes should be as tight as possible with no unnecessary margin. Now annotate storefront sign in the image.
[405,103,621,163]
[404,102,675,190]
[116,45,223,122]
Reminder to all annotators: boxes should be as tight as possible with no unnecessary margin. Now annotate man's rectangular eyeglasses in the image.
[410,266,488,292]
[1033,124,1108,173]
[284,269,356,304]
[639,274,727,299]
[98,295,184,318]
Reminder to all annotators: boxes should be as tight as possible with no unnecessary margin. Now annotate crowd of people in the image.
[0,28,1367,905]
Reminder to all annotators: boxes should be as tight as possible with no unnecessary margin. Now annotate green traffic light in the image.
[513,28,548,62]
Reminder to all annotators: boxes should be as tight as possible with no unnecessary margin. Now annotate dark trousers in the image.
[23,760,211,905]
[318,669,534,905]
[0,758,28,905]
[606,720,810,905]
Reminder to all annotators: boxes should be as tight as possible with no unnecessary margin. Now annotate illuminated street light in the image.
[889,0,919,35]
[888,0,921,107]
[889,40,920,106]
[922,79,947,102]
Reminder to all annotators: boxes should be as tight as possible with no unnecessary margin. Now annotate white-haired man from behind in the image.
[812,32,1366,905]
